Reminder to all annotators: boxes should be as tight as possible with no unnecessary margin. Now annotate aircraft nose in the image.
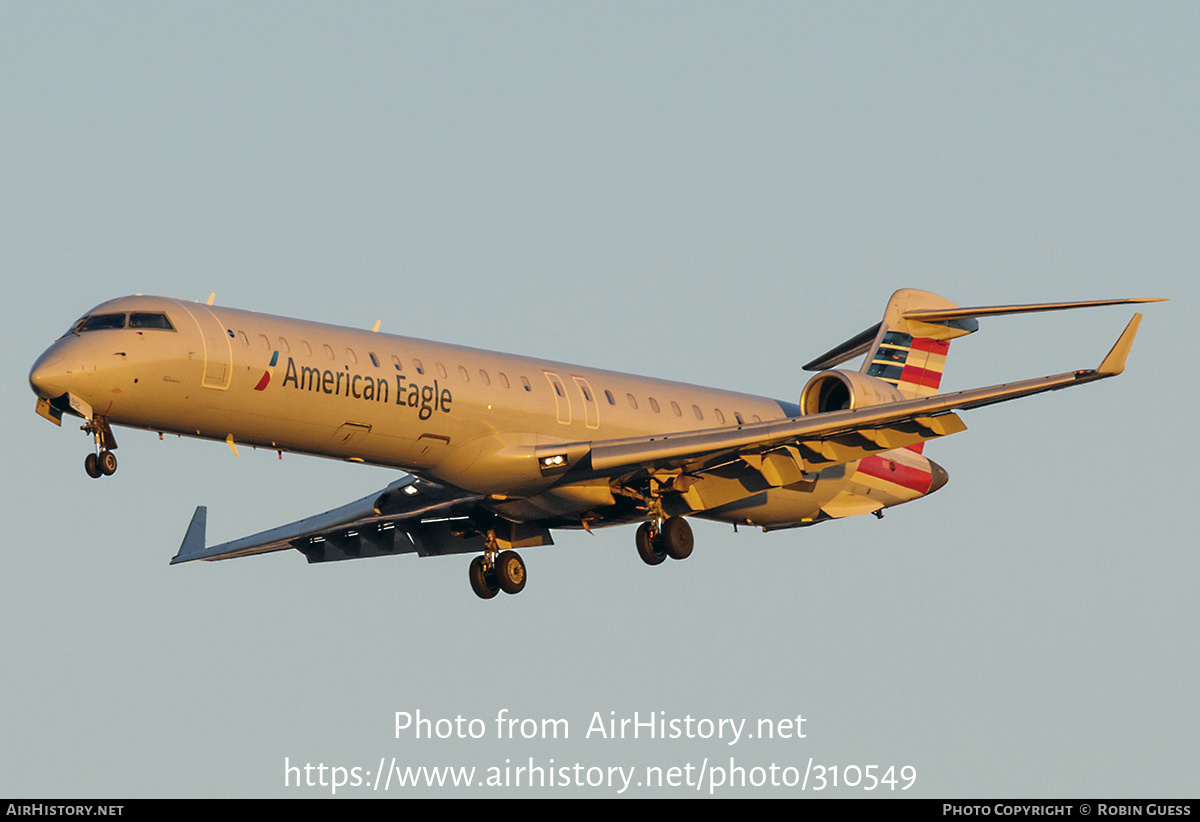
[927,459,950,494]
[29,351,74,399]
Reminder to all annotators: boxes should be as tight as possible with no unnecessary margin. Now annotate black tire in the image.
[495,550,527,595]
[84,453,102,479]
[98,450,118,476]
[661,516,694,560]
[468,555,499,599]
[635,522,666,566]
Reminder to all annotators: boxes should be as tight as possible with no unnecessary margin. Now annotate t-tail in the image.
[799,289,1165,456]
[805,288,1165,397]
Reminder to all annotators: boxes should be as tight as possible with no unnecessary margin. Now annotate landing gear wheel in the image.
[468,555,499,599]
[98,450,117,476]
[495,550,527,595]
[661,516,693,560]
[84,453,102,479]
[636,522,666,566]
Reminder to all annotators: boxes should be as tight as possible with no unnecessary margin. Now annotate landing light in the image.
[539,454,569,476]
[402,484,419,496]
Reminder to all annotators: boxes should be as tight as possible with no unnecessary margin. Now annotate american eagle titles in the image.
[280,356,451,420]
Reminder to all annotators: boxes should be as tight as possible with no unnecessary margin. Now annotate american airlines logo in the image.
[258,352,453,420]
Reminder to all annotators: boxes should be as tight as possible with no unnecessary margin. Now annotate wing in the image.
[170,475,551,565]
[546,313,1144,484]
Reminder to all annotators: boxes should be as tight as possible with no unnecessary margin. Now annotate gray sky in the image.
[3,2,1195,797]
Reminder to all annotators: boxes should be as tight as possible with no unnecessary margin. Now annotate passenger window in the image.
[649,398,660,413]
[238,331,250,347]
[324,344,335,360]
[499,372,510,388]
[459,366,469,382]
[670,401,682,417]
[413,359,424,375]
[369,352,379,367]
[346,348,358,364]
[521,377,532,392]
[301,341,312,356]
[605,390,616,405]
[734,412,744,425]
[693,405,704,421]
[392,355,403,370]
[627,393,638,410]
[714,409,725,424]
[260,334,271,350]
[479,370,490,386]
[437,363,447,378]
[278,338,290,353]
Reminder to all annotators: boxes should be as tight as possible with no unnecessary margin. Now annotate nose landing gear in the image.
[84,450,118,479]
[81,417,118,479]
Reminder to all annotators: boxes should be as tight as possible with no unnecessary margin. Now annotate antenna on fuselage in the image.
[372,320,381,332]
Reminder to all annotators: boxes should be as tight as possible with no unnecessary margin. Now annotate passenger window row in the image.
[232,329,536,394]
[247,328,759,425]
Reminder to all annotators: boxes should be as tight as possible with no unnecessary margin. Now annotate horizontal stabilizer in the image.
[803,323,882,371]
[901,297,1165,323]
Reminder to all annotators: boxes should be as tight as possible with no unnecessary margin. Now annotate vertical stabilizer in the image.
[861,289,979,399]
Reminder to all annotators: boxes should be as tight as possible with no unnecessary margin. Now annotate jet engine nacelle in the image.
[799,370,905,414]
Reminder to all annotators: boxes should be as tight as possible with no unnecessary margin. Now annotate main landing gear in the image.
[635,516,694,566]
[81,417,118,480]
[469,550,527,600]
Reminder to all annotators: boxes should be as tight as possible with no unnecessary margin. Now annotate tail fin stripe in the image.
[898,364,944,389]
[910,337,950,355]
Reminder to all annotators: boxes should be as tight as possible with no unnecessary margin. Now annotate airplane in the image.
[28,288,1162,599]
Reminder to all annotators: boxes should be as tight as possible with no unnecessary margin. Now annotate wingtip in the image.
[1097,313,1143,376]
[171,505,208,564]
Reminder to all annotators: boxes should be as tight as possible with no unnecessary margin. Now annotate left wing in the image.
[170,476,528,565]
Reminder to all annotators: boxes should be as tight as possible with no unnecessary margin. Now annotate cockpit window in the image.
[71,313,126,333]
[64,311,176,337]
[129,312,175,330]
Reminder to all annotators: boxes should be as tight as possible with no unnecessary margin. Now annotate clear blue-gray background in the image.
[2,2,1194,797]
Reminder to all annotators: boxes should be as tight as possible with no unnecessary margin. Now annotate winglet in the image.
[172,506,208,564]
[1097,313,1143,376]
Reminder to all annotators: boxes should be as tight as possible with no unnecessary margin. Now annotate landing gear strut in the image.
[636,516,694,566]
